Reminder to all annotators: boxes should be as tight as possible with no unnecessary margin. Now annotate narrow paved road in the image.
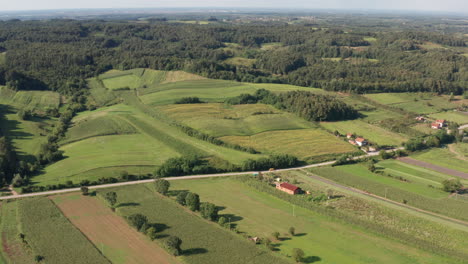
[0,148,402,201]
[301,170,468,228]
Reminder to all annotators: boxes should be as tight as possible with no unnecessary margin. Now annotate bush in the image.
[200,202,219,221]
[292,248,304,263]
[154,179,170,196]
[185,192,200,211]
[175,97,204,104]
[80,186,89,196]
[146,227,158,240]
[176,191,188,205]
[127,214,148,230]
[289,226,295,236]
[442,179,463,193]
[165,236,182,256]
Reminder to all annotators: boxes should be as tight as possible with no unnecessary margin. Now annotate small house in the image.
[346,133,354,139]
[355,137,368,146]
[348,140,357,146]
[415,116,425,122]
[436,120,446,126]
[275,182,302,195]
[431,122,442,129]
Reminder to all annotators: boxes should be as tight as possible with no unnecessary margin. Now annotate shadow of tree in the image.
[183,248,208,256]
[294,233,307,237]
[303,256,321,263]
[117,202,140,208]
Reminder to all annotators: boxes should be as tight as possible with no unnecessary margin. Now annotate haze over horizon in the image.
[1,0,467,14]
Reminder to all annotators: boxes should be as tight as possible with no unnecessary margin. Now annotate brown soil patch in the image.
[51,194,179,264]
[398,157,468,179]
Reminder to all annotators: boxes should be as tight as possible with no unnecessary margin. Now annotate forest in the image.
[0,19,467,95]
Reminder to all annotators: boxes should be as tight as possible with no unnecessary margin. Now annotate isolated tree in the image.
[154,179,170,196]
[127,214,148,231]
[292,248,305,263]
[263,238,274,251]
[80,186,89,196]
[272,231,280,240]
[289,227,295,236]
[442,179,463,193]
[105,192,117,208]
[165,236,183,256]
[200,202,219,221]
[176,191,188,205]
[146,227,158,240]
[326,189,334,200]
[218,216,230,228]
[34,255,44,263]
[185,192,200,211]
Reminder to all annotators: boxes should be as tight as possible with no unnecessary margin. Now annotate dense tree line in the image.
[0,20,467,94]
[226,89,359,121]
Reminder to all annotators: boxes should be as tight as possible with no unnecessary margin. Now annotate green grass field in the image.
[102,184,288,264]
[36,101,260,186]
[411,148,468,173]
[138,80,323,106]
[17,197,109,264]
[0,201,34,263]
[220,129,357,162]
[428,111,468,124]
[309,163,468,221]
[224,57,256,67]
[168,177,466,264]
[364,93,458,114]
[320,120,408,146]
[160,103,315,137]
[0,86,61,110]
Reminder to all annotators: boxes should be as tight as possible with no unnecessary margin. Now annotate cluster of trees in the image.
[241,154,300,171]
[154,156,221,177]
[0,20,466,95]
[174,97,205,104]
[404,129,455,151]
[226,89,359,121]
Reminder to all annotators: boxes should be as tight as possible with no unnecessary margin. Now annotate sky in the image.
[1,0,467,13]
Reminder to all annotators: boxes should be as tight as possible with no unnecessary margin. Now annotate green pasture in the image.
[220,128,357,162]
[0,201,34,263]
[104,184,288,264]
[160,103,315,137]
[364,37,377,42]
[428,111,468,124]
[17,197,109,264]
[260,42,283,50]
[139,80,323,106]
[0,86,61,110]
[37,102,260,186]
[320,120,408,146]
[0,103,55,159]
[452,143,468,157]
[411,148,468,173]
[364,93,457,114]
[168,177,464,264]
[309,164,468,221]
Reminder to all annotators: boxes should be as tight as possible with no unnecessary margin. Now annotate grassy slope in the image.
[364,93,459,114]
[309,164,468,221]
[169,177,463,264]
[428,112,468,124]
[320,120,408,146]
[139,80,324,106]
[17,197,110,264]
[220,129,357,162]
[160,103,315,137]
[411,148,468,173]
[103,184,289,264]
[0,87,60,159]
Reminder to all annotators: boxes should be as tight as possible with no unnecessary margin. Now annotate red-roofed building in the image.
[355,137,368,146]
[275,182,302,195]
[431,122,441,129]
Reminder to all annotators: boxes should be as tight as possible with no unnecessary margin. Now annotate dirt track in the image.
[398,157,468,179]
